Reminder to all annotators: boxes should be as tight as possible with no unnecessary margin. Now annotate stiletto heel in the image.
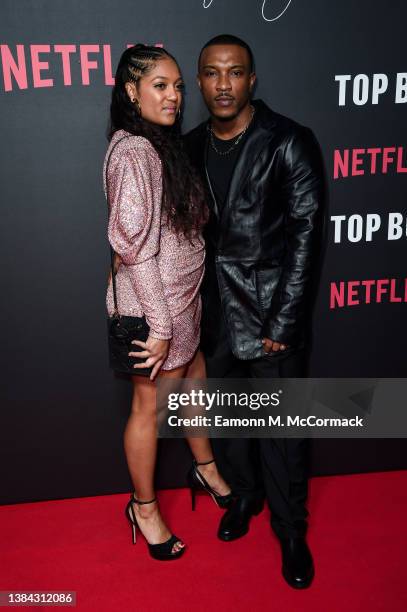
[188,459,233,510]
[130,520,137,544]
[125,494,185,560]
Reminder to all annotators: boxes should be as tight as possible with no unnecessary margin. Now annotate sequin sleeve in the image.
[106,140,172,340]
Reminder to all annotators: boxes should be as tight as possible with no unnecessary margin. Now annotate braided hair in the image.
[108,44,208,239]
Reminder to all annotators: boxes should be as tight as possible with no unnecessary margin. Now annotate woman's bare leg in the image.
[124,365,187,552]
[124,376,157,501]
[185,351,231,497]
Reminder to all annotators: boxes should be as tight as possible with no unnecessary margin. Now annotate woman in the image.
[104,44,231,560]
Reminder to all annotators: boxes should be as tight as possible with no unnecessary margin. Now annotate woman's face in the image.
[125,58,184,126]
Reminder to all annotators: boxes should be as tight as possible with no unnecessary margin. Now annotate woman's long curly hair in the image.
[108,44,208,239]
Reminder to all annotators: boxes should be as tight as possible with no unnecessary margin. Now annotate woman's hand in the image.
[129,336,170,380]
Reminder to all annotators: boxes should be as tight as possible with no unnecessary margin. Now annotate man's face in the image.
[197,44,256,120]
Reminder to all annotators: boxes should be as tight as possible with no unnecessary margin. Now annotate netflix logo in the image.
[0,43,163,92]
[334,146,407,179]
[330,278,407,309]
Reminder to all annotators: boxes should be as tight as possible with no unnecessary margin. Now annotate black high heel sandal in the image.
[187,459,233,510]
[124,494,185,561]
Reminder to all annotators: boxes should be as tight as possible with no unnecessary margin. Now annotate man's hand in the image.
[107,252,123,283]
[262,337,289,353]
[129,336,170,381]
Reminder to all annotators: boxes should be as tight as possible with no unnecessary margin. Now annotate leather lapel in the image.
[203,121,271,221]
[201,100,278,221]
[222,123,272,222]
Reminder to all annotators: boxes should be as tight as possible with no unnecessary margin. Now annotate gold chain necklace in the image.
[209,105,255,156]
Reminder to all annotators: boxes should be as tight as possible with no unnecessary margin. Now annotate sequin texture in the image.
[103,130,205,370]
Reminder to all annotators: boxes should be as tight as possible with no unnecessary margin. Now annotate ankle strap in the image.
[194,458,215,466]
[131,494,157,505]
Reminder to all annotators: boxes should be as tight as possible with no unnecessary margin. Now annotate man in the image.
[184,34,325,589]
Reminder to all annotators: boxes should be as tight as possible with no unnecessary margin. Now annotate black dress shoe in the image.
[218,496,263,542]
[279,537,314,589]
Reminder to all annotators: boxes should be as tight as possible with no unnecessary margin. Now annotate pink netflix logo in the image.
[333,147,407,179]
[330,278,407,309]
[0,43,163,92]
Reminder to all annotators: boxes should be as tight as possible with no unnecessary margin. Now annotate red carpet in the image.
[0,470,406,611]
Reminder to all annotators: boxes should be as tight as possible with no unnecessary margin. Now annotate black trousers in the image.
[204,321,309,539]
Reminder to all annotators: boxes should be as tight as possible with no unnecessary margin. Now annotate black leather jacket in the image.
[184,99,325,360]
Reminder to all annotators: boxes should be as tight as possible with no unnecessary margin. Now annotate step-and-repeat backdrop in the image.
[1,1,406,503]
